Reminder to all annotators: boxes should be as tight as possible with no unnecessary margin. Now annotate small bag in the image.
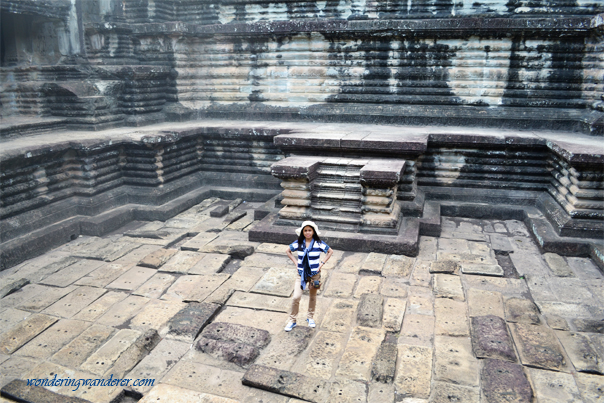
[312,280,321,289]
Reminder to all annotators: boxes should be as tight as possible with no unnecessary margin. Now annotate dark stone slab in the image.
[223,210,247,225]
[572,319,604,334]
[270,156,322,181]
[242,364,329,403]
[358,293,384,328]
[471,315,517,362]
[166,302,221,342]
[197,337,260,367]
[372,342,397,384]
[1,379,93,403]
[430,261,459,274]
[360,159,406,188]
[481,359,533,403]
[505,298,540,325]
[200,322,271,349]
[210,205,229,217]
[511,323,567,371]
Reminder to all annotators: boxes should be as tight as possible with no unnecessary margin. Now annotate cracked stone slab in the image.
[133,272,176,299]
[556,331,603,374]
[535,301,594,320]
[130,299,187,333]
[201,322,271,349]
[461,263,504,277]
[505,298,540,324]
[527,368,582,403]
[435,298,469,337]
[106,266,156,291]
[102,329,160,379]
[360,253,387,275]
[382,255,415,277]
[320,300,359,333]
[72,291,127,322]
[188,253,231,275]
[481,359,532,403]
[428,382,479,403]
[184,274,230,303]
[226,291,289,313]
[251,266,297,297]
[383,298,406,332]
[15,319,90,360]
[509,323,567,371]
[434,336,479,386]
[399,314,435,347]
[256,327,314,370]
[574,373,604,403]
[1,379,91,403]
[394,344,433,399]
[433,274,464,301]
[41,286,106,319]
[95,295,149,327]
[544,253,574,277]
[354,276,382,298]
[336,326,385,381]
[243,365,329,403]
[323,272,357,298]
[0,314,58,354]
[138,248,179,269]
[357,293,384,328]
[74,262,132,288]
[39,259,105,287]
[165,302,220,342]
[159,251,206,273]
[51,325,115,368]
[430,261,459,274]
[205,266,266,304]
[181,233,220,252]
[196,337,260,367]
[463,276,528,298]
[470,315,517,362]
[372,342,397,384]
[305,331,346,379]
[467,288,504,318]
[410,261,432,288]
[223,210,246,225]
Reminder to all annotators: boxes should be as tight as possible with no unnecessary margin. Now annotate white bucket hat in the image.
[295,221,321,237]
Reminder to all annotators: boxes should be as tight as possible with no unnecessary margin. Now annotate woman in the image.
[284,221,333,331]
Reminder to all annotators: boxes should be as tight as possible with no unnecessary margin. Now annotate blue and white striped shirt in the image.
[289,239,330,276]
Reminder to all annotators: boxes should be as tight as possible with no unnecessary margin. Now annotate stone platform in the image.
[1,196,603,403]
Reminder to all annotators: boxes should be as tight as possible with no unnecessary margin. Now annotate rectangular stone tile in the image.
[76,240,141,262]
[188,253,231,275]
[74,262,132,288]
[128,339,191,394]
[418,236,437,260]
[256,243,289,255]
[14,285,77,312]
[407,294,434,316]
[470,316,517,362]
[213,306,286,335]
[42,286,107,318]
[242,253,291,269]
[0,356,38,389]
[548,278,599,305]
[382,255,415,278]
[15,319,90,359]
[509,323,568,371]
[0,284,46,310]
[133,272,176,299]
[336,326,385,381]
[461,263,504,277]
[205,266,266,304]
[72,291,127,322]
[544,253,574,277]
[111,244,163,267]
[353,276,382,299]
[489,234,514,254]
[468,241,491,256]
[372,342,397,384]
[437,253,497,265]
[256,327,314,371]
[130,299,187,333]
[19,361,93,399]
[328,379,368,402]
[165,302,221,342]
[505,297,540,324]
[0,309,31,335]
[304,331,346,379]
[430,260,459,274]
[429,382,480,403]
[535,301,595,320]
[509,251,549,278]
[466,289,504,318]
[320,300,359,333]
[226,291,290,313]
[180,233,219,252]
[556,331,603,374]
[16,256,79,284]
[323,272,357,298]
[394,344,433,399]
[574,373,604,403]
[51,325,115,368]
[159,251,206,274]
[380,277,409,299]
[438,239,470,254]
[200,322,271,349]
[251,266,297,298]
[95,295,149,327]
[337,253,368,274]
[463,276,528,298]
[105,266,156,291]
[0,314,58,354]
[360,253,387,275]
[433,274,465,301]
[242,364,330,402]
[435,298,469,336]
[383,298,406,332]
[567,257,603,280]
[358,293,384,328]
[526,276,558,303]
[162,275,204,302]
[81,328,141,375]
[434,336,479,386]
[39,259,105,287]
[184,274,231,302]
[527,368,582,403]
[399,314,435,347]
[138,248,178,269]
[481,359,533,403]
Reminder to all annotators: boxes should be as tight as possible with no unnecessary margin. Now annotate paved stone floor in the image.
[0,197,603,403]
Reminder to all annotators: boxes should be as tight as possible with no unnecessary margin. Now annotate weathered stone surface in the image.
[83,240,142,262]
[336,327,385,381]
[323,272,357,298]
[0,356,38,391]
[505,298,540,324]
[226,291,289,313]
[41,286,106,318]
[211,204,229,217]
[481,359,532,403]
[15,319,89,359]
[214,306,286,335]
[463,276,528,298]
[383,255,414,277]
[0,308,30,335]
[548,278,598,305]
[433,274,465,301]
[383,298,406,332]
[197,337,260,367]
[243,253,291,269]
[1,379,91,403]
[242,364,329,403]
[372,342,397,384]
[489,235,514,254]
[105,266,156,291]
[466,288,504,318]
[437,253,497,265]
[160,251,206,273]
[74,262,131,288]
[72,291,127,322]
[201,322,271,349]
[358,293,384,328]
[470,315,517,362]
[546,315,570,330]
[188,253,231,275]
[251,266,296,297]
[256,243,288,255]
[435,298,469,337]
[200,231,258,258]
[556,331,602,374]
[113,244,163,267]
[184,274,230,302]
[360,253,387,275]
[0,314,57,354]
[81,328,142,375]
[394,344,433,399]
[257,327,313,370]
[380,277,409,298]
[428,382,479,403]
[430,261,459,274]
[305,331,346,379]
[161,275,205,302]
[138,384,238,403]
[509,323,567,371]
[138,248,178,269]
[567,257,603,280]
[39,259,105,287]
[130,299,187,332]
[106,329,160,379]
[574,373,604,403]
[410,261,432,288]
[133,272,176,299]
[535,301,594,319]
[544,253,574,277]
[400,314,435,347]
[354,276,382,298]
[573,319,604,333]
[1,284,75,312]
[434,336,479,386]
[368,383,395,403]
[223,210,246,225]
[328,379,367,402]
[461,264,504,277]
[166,302,221,342]
[0,278,29,299]
[527,368,582,403]
[337,253,368,274]
[51,325,115,368]
[320,300,358,333]
[95,295,149,327]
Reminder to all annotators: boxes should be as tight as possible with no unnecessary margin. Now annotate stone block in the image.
[430,261,459,274]
[574,373,604,403]
[138,248,178,269]
[336,327,385,381]
[160,251,206,273]
[256,243,288,255]
[197,337,260,367]
[226,291,289,313]
[434,336,479,386]
[358,293,384,328]
[328,379,368,402]
[14,285,77,313]
[461,264,504,277]
[201,231,258,259]
[406,294,434,316]
[223,210,246,225]
[105,329,160,379]
[546,315,570,331]
[95,295,149,327]
[368,383,395,403]
[572,319,604,333]
[481,359,532,403]
[360,159,406,188]
[214,306,286,335]
[489,235,514,254]
[106,266,156,291]
[161,275,204,302]
[337,253,368,274]
[527,368,582,403]
[188,253,231,275]
[435,298,469,337]
[509,323,567,371]
[383,298,406,332]
[394,344,433,399]
[42,286,106,318]
[556,331,603,374]
[323,272,357,298]
[470,315,517,362]
[181,234,220,253]
[0,356,38,390]
[184,274,230,303]
[72,291,127,322]
[74,262,131,288]
[305,331,346,379]
[39,259,105,288]
[251,266,296,297]
[15,319,89,360]
[210,204,229,217]
[165,302,220,342]
[320,300,359,333]
[0,308,31,336]
[242,253,291,269]
[428,382,479,403]
[133,272,176,299]
[201,322,271,349]
[51,325,115,368]
[380,278,408,298]
[130,299,187,332]
[138,384,237,403]
[81,329,142,376]
[0,314,57,354]
[400,314,435,347]
[360,252,387,275]
[0,278,29,299]
[544,253,574,277]
[372,342,397,384]
[437,253,497,265]
[354,276,382,298]
[1,379,90,403]
[433,274,465,301]
[505,298,540,324]
[466,289,504,318]
[383,255,415,277]
[256,327,313,370]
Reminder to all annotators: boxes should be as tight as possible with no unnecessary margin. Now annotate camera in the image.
[312,280,321,289]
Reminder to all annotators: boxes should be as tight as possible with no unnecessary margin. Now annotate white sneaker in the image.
[307,318,316,328]
[284,322,297,332]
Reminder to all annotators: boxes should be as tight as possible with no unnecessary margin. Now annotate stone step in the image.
[312,191,362,201]
[310,214,362,225]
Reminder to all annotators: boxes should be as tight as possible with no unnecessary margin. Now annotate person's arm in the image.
[286,248,298,266]
[318,248,333,271]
